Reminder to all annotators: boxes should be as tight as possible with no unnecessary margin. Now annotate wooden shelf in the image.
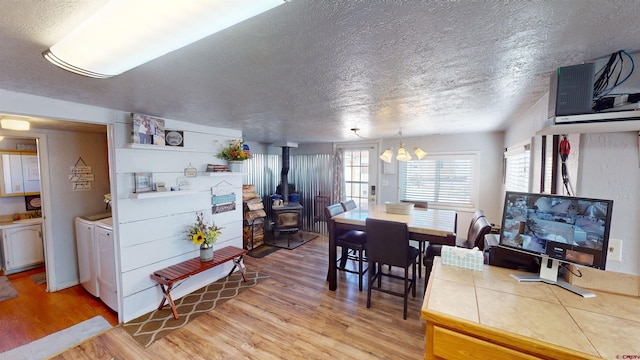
[131,189,198,199]
[124,143,198,152]
[202,172,245,176]
[537,118,640,136]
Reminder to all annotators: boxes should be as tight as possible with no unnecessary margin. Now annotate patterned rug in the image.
[0,276,18,302]
[122,270,269,348]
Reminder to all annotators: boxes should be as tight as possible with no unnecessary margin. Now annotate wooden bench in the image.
[150,245,249,320]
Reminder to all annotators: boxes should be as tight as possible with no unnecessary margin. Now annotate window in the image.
[400,153,478,209]
[504,144,530,192]
[344,149,369,209]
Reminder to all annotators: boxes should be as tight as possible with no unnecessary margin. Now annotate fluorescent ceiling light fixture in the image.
[43,0,286,78]
[1,119,30,131]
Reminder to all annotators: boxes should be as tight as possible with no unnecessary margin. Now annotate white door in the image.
[338,144,379,209]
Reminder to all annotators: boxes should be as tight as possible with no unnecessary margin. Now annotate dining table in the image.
[327,203,457,291]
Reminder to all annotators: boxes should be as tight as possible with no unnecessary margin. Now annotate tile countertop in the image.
[422,258,640,359]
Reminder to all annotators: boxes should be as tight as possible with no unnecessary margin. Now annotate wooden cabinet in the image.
[1,224,44,274]
[0,151,40,196]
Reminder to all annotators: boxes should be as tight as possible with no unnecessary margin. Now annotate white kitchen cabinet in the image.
[1,224,43,274]
[0,151,40,196]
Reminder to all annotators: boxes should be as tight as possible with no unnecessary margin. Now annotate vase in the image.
[199,243,214,262]
[228,160,244,173]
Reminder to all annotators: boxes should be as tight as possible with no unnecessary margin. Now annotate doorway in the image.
[0,120,110,293]
[337,143,379,209]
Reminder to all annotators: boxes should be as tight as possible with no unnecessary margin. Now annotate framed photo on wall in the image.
[131,113,166,146]
[134,172,153,193]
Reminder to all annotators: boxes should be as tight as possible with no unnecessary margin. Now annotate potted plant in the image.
[216,139,251,172]
[187,212,222,261]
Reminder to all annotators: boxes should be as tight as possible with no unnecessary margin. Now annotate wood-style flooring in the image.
[8,234,430,359]
[0,266,118,353]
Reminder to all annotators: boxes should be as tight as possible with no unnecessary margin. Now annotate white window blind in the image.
[504,145,530,192]
[400,153,477,208]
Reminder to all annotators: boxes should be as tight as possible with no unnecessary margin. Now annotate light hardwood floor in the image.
[0,266,119,353]
[12,234,429,359]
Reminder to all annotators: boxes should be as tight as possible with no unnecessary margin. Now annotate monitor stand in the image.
[509,257,595,298]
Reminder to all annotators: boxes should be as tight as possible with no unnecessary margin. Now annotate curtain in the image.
[332,148,344,205]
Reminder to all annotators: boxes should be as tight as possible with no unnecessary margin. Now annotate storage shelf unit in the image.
[130,189,198,199]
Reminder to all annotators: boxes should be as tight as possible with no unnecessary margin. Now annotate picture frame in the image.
[134,172,153,193]
[131,113,166,146]
[165,130,184,147]
[25,195,41,210]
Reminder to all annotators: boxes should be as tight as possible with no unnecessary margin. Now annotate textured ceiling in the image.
[1,0,639,143]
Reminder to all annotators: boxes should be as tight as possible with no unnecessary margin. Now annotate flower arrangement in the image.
[187,212,222,245]
[216,139,252,161]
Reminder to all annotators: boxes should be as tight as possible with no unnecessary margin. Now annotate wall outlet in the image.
[608,238,623,262]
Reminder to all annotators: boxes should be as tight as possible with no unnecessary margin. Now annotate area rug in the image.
[247,244,281,258]
[122,270,269,348]
[265,230,320,250]
[0,315,111,360]
[29,272,46,285]
[0,276,18,302]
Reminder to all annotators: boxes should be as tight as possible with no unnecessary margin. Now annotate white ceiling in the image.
[1,0,640,143]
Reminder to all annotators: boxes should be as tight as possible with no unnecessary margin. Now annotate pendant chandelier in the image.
[379,129,427,163]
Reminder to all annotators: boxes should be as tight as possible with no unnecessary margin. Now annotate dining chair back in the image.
[366,218,420,319]
[341,199,357,211]
[325,203,368,290]
[423,209,490,287]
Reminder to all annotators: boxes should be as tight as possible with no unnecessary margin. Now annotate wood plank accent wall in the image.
[112,118,244,323]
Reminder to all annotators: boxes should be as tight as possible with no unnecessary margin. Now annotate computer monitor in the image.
[498,191,613,298]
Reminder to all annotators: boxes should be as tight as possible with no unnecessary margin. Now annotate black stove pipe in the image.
[281,146,290,203]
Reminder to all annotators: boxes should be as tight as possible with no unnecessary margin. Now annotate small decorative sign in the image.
[212,202,236,214]
[184,163,197,178]
[211,194,236,205]
[210,181,236,214]
[165,130,184,147]
[70,157,94,191]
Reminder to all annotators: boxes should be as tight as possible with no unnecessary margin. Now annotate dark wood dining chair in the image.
[325,204,368,291]
[366,218,420,319]
[423,211,491,287]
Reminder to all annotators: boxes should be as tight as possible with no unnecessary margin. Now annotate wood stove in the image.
[272,203,303,241]
[270,143,303,248]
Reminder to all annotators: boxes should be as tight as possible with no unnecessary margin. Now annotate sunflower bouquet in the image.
[187,212,222,245]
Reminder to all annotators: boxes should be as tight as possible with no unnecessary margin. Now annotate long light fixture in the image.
[0,119,30,131]
[43,0,286,78]
[379,128,426,163]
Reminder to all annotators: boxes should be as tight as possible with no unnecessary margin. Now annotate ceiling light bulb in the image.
[379,149,393,163]
[414,147,427,160]
[396,146,412,161]
[1,119,30,131]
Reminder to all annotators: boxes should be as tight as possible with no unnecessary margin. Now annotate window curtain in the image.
[332,148,345,204]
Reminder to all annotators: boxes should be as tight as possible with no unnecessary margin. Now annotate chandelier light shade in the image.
[379,129,427,163]
[42,0,286,78]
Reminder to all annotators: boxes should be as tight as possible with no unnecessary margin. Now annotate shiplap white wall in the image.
[111,118,244,322]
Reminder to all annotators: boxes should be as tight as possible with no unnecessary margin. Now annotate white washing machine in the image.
[96,217,117,312]
[75,212,111,297]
